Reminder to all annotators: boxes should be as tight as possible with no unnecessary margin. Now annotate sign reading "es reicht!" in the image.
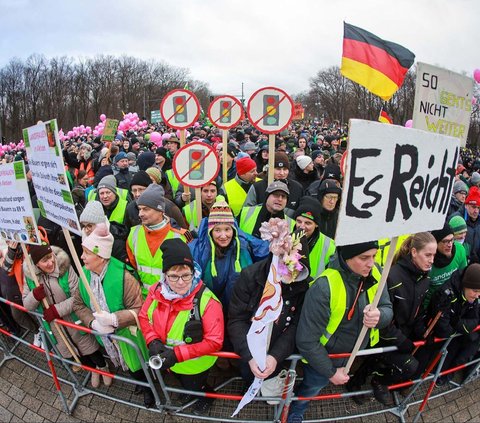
[335,119,459,246]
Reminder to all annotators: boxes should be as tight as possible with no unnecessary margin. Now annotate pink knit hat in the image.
[82,222,113,259]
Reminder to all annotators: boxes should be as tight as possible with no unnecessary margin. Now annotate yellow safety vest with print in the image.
[146,287,219,375]
[127,225,187,297]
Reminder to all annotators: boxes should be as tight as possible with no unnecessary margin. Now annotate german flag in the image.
[341,22,415,101]
[379,109,393,124]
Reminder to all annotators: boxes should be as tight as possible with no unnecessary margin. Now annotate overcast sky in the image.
[1,0,478,99]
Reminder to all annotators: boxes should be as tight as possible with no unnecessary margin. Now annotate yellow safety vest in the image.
[375,235,410,267]
[165,169,180,196]
[309,234,336,280]
[127,225,187,297]
[108,197,128,224]
[239,205,295,236]
[88,187,129,202]
[182,195,226,231]
[316,266,382,347]
[224,178,248,217]
[146,287,219,375]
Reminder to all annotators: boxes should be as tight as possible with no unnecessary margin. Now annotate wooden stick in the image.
[20,243,81,363]
[61,227,101,313]
[222,129,228,183]
[195,187,202,230]
[412,310,442,355]
[268,133,275,185]
[344,236,398,374]
[180,129,190,199]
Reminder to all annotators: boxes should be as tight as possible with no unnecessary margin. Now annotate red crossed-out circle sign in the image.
[208,95,244,130]
[172,142,220,188]
[160,89,201,130]
[247,87,294,134]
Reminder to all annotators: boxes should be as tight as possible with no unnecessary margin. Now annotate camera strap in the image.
[189,284,206,321]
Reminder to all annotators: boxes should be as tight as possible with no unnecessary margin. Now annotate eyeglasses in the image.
[166,273,193,282]
[440,238,454,245]
[324,195,339,202]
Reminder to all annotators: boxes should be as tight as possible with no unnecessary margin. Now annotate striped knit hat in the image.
[208,201,235,230]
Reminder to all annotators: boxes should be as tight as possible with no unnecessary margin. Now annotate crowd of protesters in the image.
[0,117,479,422]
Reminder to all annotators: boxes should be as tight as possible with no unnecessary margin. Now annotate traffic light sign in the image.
[173,95,188,123]
[220,101,232,124]
[263,95,280,126]
[189,149,205,180]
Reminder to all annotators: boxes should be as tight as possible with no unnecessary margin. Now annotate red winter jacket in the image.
[139,281,224,363]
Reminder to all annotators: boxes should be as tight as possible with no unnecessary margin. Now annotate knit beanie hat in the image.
[79,200,106,224]
[136,151,156,171]
[470,172,480,186]
[146,167,162,184]
[126,152,136,162]
[82,222,113,259]
[30,241,52,265]
[241,141,257,152]
[453,180,468,194]
[466,186,480,205]
[274,152,289,168]
[296,155,313,170]
[114,151,128,164]
[294,198,321,227]
[431,223,453,243]
[208,201,235,230]
[449,215,467,235]
[462,264,480,289]
[339,240,379,261]
[318,179,342,197]
[97,175,117,195]
[236,157,257,176]
[161,238,194,272]
[137,184,165,212]
[322,164,341,183]
[130,171,152,189]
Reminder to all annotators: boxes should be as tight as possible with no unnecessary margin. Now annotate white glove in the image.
[93,310,118,328]
[91,319,115,334]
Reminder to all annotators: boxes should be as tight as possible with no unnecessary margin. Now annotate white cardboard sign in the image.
[23,119,82,236]
[335,119,459,246]
[0,161,41,245]
[413,62,474,147]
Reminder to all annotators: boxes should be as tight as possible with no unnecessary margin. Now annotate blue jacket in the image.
[189,217,269,310]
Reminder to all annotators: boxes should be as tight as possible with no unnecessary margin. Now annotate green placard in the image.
[23,129,30,147]
[150,110,163,124]
[61,190,73,205]
[13,161,25,180]
[101,119,119,142]
[37,200,46,218]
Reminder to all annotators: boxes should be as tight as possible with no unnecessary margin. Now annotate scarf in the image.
[160,262,202,301]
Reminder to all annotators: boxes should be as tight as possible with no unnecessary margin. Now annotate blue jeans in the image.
[288,364,330,421]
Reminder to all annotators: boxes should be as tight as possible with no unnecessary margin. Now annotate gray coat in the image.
[22,246,100,358]
[296,253,393,378]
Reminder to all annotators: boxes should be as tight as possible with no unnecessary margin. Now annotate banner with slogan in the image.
[0,161,41,245]
[23,119,82,236]
[335,119,459,246]
[293,103,305,120]
[413,63,474,147]
[101,118,119,142]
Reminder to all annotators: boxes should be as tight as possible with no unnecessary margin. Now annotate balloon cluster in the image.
[0,140,25,156]
[117,112,148,134]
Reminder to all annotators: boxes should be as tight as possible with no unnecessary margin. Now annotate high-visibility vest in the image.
[315,266,382,347]
[127,225,187,297]
[108,198,128,224]
[165,169,180,196]
[239,205,295,236]
[146,287,219,375]
[309,234,336,280]
[224,178,248,217]
[75,160,94,184]
[375,235,410,267]
[183,195,226,231]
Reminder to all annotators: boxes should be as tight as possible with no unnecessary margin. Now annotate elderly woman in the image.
[22,240,107,386]
[73,223,152,406]
[139,238,224,415]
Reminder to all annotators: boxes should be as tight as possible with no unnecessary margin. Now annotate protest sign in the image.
[0,161,41,244]
[208,95,244,130]
[160,89,200,130]
[293,103,305,120]
[413,62,474,147]
[150,110,162,123]
[335,119,459,246]
[101,118,119,142]
[23,119,82,236]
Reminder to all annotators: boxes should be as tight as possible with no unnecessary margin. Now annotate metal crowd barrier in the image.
[0,296,478,423]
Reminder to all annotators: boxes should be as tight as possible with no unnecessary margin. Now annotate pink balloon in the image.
[472,97,477,105]
[162,133,171,141]
[86,126,92,133]
[93,130,99,137]
[404,119,413,128]
[150,132,162,143]
[193,122,200,128]
[474,69,480,83]
[142,120,148,126]
[100,114,107,122]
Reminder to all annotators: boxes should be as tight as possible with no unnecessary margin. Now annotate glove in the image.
[32,285,46,301]
[159,349,178,370]
[148,339,166,357]
[397,338,415,353]
[93,310,118,328]
[91,319,115,334]
[43,305,60,323]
